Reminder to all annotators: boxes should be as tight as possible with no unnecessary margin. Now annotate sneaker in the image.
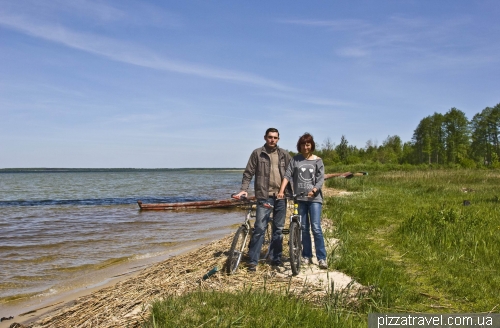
[271,260,283,267]
[302,257,311,265]
[318,259,328,269]
[246,264,257,272]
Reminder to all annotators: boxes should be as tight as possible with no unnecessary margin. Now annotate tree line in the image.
[314,102,500,168]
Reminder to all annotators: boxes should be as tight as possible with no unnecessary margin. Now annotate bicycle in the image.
[226,194,273,274]
[288,193,304,276]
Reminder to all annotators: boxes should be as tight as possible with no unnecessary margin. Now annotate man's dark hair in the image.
[265,127,279,137]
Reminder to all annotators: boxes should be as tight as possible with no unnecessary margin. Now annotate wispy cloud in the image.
[57,0,126,22]
[0,0,181,27]
[277,18,368,30]
[259,91,355,108]
[283,15,500,67]
[0,12,293,92]
[336,47,368,58]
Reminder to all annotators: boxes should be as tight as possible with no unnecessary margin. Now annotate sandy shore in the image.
[0,238,218,328]
[4,235,358,328]
[2,189,359,328]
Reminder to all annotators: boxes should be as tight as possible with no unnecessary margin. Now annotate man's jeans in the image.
[248,197,287,265]
[298,201,327,261]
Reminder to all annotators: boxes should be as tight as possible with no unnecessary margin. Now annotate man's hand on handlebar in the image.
[232,191,248,199]
[277,191,285,199]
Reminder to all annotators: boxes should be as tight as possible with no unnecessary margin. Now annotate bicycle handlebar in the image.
[231,193,273,208]
[291,192,305,201]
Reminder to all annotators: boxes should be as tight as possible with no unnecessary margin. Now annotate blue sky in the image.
[1,1,499,168]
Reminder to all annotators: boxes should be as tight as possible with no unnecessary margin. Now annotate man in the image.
[235,127,292,271]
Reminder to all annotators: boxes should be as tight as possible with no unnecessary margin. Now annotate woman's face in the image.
[300,142,312,156]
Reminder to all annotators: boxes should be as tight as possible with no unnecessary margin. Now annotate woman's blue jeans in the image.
[298,201,327,261]
[248,197,286,265]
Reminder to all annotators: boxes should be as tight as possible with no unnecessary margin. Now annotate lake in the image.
[0,169,247,306]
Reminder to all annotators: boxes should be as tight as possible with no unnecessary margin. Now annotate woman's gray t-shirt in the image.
[284,155,324,203]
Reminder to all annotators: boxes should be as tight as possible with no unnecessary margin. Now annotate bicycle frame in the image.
[243,199,274,235]
[290,197,301,224]
[288,193,303,275]
[226,195,273,274]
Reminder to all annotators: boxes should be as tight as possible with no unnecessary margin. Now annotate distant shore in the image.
[0,168,244,173]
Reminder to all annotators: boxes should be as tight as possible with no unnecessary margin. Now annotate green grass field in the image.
[142,169,500,327]
[326,169,500,313]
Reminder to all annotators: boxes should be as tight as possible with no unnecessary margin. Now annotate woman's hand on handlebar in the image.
[307,188,318,198]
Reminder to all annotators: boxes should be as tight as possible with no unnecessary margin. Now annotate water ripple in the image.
[0,196,212,207]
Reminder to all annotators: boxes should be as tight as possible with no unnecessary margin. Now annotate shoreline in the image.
[0,237,225,328]
[5,215,357,328]
[26,234,239,328]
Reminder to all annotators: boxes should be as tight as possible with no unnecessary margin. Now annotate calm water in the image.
[0,169,246,305]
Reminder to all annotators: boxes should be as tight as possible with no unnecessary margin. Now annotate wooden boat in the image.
[137,172,367,211]
[137,197,255,211]
[324,171,368,179]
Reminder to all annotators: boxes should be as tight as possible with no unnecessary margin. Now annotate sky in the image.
[1,1,499,168]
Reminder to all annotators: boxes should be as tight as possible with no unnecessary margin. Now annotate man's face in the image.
[264,132,279,148]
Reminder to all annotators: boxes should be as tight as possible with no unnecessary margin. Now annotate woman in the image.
[277,133,328,269]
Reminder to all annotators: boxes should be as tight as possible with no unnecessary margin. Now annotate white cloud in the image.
[59,0,126,22]
[336,47,368,58]
[277,18,368,31]
[0,12,294,92]
[256,90,356,108]
[0,0,181,27]
[291,16,500,70]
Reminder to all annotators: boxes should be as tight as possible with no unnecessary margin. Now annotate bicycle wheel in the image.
[260,221,272,261]
[289,220,301,275]
[226,226,249,274]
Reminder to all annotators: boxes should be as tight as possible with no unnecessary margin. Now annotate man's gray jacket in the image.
[240,145,292,199]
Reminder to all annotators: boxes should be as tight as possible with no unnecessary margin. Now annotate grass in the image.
[142,169,500,327]
[141,287,366,328]
[326,169,500,313]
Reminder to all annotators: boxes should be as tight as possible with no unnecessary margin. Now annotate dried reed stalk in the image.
[28,190,354,328]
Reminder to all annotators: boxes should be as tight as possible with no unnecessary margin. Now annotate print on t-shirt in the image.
[298,163,315,190]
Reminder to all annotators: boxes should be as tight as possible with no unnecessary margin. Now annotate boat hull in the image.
[137,197,255,210]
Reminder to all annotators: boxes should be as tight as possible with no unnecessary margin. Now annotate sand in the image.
[0,240,212,328]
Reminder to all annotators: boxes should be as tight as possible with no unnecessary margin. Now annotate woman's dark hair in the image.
[296,133,315,153]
